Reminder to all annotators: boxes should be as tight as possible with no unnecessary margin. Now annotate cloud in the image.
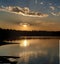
[51,12,60,16]
[51,12,57,16]
[57,12,60,16]
[35,0,38,4]
[50,6,55,10]
[49,3,52,5]
[58,6,60,8]
[40,2,43,5]
[0,6,48,18]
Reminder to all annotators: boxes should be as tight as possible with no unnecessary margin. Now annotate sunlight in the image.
[18,23,31,31]
[20,39,30,47]
[23,40,28,47]
[23,24,27,27]
[19,23,30,27]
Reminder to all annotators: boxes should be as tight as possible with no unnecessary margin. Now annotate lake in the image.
[0,38,59,64]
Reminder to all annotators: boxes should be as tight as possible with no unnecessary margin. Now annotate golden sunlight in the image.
[18,23,31,31]
[23,24,27,27]
[19,23,30,27]
[20,39,30,47]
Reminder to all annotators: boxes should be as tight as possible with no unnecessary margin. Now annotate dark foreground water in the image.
[0,39,59,64]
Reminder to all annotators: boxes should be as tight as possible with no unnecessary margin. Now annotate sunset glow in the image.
[0,0,60,31]
[23,24,27,27]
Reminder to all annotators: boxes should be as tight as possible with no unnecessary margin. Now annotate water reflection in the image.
[18,51,48,64]
[0,39,59,64]
[20,39,30,47]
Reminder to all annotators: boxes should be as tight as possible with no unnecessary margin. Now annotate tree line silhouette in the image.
[0,28,60,41]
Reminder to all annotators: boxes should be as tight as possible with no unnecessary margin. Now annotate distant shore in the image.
[0,28,60,41]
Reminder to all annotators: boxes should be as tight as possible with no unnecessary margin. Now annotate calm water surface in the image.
[0,39,59,64]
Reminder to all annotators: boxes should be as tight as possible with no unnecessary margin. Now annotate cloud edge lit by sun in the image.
[0,6,48,18]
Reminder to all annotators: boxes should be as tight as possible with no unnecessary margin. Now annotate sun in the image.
[23,24,27,27]
[19,23,31,31]
[19,23,30,27]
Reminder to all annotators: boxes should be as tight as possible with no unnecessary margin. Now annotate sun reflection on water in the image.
[17,51,48,64]
[20,39,30,47]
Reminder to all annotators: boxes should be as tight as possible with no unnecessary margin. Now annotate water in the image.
[0,39,59,64]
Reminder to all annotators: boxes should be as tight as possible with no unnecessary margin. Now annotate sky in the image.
[0,0,60,31]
